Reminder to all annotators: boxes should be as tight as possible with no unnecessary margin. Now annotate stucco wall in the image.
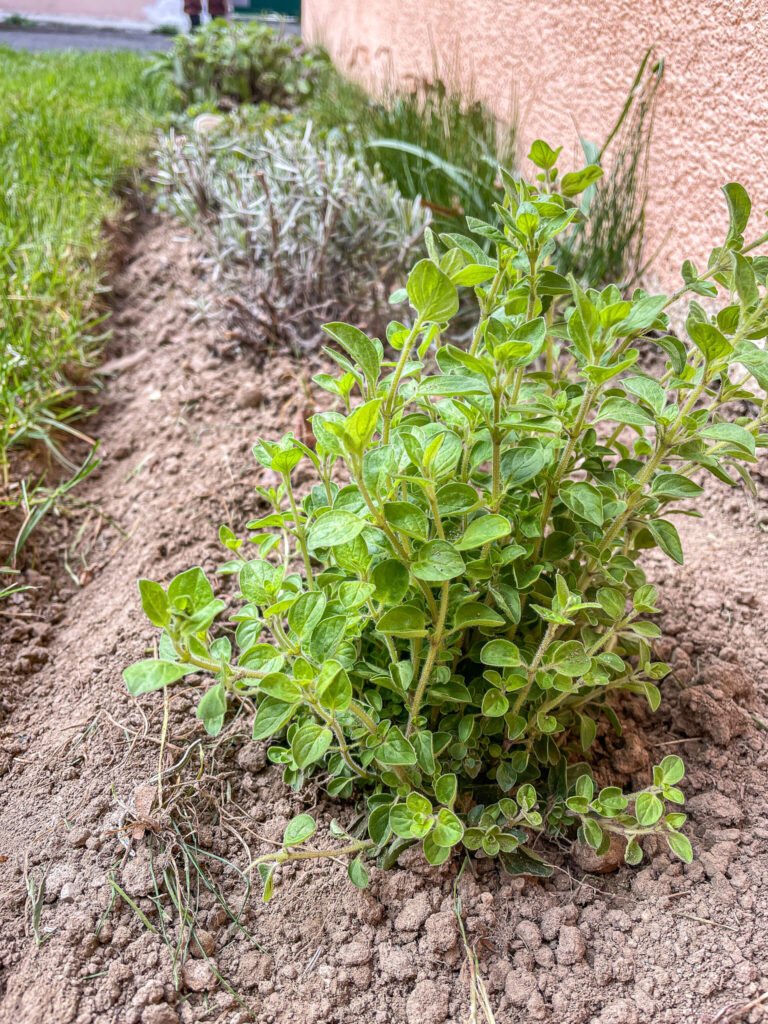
[2,0,189,25]
[5,0,149,21]
[303,0,768,289]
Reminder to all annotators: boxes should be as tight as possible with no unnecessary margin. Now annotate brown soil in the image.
[2,217,768,1024]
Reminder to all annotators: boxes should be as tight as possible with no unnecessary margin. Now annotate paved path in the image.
[0,24,174,51]
[0,18,299,51]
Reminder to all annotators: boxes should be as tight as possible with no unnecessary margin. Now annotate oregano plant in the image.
[124,141,768,898]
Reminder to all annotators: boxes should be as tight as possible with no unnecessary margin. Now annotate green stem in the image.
[406,581,450,735]
[248,839,374,872]
[353,464,438,620]
[284,474,315,590]
[381,317,423,444]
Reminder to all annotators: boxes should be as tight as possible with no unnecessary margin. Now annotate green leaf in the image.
[308,510,368,550]
[528,139,561,170]
[291,722,333,770]
[389,804,416,838]
[624,838,643,866]
[578,714,597,751]
[196,683,227,737]
[686,320,733,363]
[288,592,327,638]
[481,689,510,717]
[271,447,302,475]
[168,566,214,613]
[238,643,284,674]
[407,259,459,322]
[646,519,684,565]
[138,579,169,628]
[582,817,603,850]
[667,832,693,863]
[412,540,465,581]
[431,807,464,848]
[322,322,381,393]
[252,697,296,740]
[559,482,604,526]
[700,422,755,455]
[377,726,417,765]
[338,581,376,609]
[371,559,410,606]
[384,501,430,541]
[560,164,603,196]
[240,559,283,605]
[635,792,664,826]
[624,375,665,415]
[651,473,703,499]
[422,832,452,865]
[499,848,553,878]
[307,614,346,663]
[434,773,457,808]
[480,639,521,667]
[284,814,316,846]
[435,482,480,515]
[346,399,383,451]
[368,804,393,846]
[733,253,759,307]
[501,445,548,491]
[316,662,352,712]
[258,863,275,902]
[722,181,750,249]
[348,857,370,888]
[259,672,303,703]
[454,514,511,550]
[123,659,194,696]
[453,603,506,629]
[659,754,685,785]
[549,640,590,677]
[376,606,427,638]
[595,397,654,430]
[597,587,625,619]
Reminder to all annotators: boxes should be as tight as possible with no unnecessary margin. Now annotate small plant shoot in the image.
[125,144,768,898]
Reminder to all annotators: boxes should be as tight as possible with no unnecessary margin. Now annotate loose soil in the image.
[2,217,768,1024]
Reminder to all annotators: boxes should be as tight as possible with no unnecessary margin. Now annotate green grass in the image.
[0,47,173,481]
[309,69,517,237]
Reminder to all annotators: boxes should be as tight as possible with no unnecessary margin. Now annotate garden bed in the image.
[2,216,768,1024]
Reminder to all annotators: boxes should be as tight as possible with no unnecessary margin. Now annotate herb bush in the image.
[155,123,429,325]
[125,143,768,895]
[147,19,330,109]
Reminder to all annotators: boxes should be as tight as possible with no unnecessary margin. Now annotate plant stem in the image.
[406,581,450,735]
[248,839,374,872]
[284,474,315,590]
[381,317,423,444]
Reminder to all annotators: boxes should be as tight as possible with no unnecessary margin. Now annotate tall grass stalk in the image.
[558,48,663,286]
[310,53,517,236]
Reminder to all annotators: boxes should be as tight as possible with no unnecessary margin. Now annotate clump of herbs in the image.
[155,122,429,336]
[147,19,330,109]
[126,143,768,897]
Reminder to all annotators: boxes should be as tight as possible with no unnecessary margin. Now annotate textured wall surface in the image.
[304,0,768,288]
[6,0,150,21]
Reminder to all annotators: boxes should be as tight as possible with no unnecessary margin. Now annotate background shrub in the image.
[148,19,330,108]
[155,123,429,330]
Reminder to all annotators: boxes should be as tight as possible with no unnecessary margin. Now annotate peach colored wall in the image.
[303,0,768,289]
[6,0,150,21]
